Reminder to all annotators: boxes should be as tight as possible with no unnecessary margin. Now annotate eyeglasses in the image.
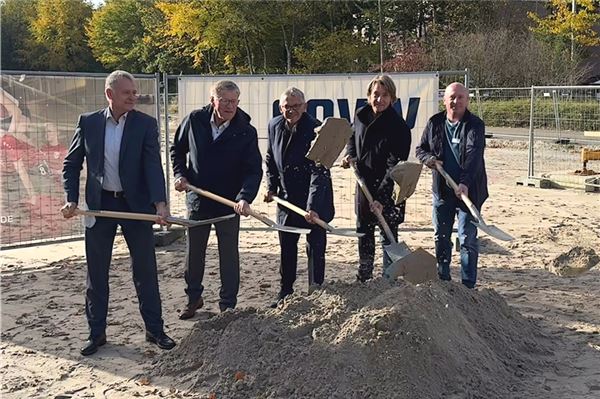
[281,103,304,111]
[217,97,239,106]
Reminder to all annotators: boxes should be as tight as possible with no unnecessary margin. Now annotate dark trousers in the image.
[84,191,163,339]
[432,192,479,288]
[356,212,399,279]
[185,212,240,310]
[278,213,326,296]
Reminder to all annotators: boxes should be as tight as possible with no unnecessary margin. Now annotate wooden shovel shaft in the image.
[350,165,397,244]
[271,196,331,232]
[185,183,271,226]
[75,209,199,227]
[76,209,159,223]
[435,164,481,222]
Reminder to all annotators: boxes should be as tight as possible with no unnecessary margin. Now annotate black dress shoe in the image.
[80,334,107,356]
[145,332,176,350]
[179,297,204,320]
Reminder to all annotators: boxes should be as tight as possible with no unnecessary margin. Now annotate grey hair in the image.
[105,70,135,90]
[210,80,240,98]
[280,87,305,104]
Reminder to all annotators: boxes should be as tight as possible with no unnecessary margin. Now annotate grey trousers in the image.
[184,212,240,311]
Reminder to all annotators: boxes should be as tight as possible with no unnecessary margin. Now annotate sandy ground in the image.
[1,142,599,398]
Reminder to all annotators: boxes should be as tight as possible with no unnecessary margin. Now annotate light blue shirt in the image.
[210,112,230,140]
[102,108,127,192]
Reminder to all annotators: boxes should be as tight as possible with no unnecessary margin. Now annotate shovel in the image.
[435,164,514,241]
[271,196,364,238]
[185,184,310,235]
[74,209,214,227]
[350,165,411,261]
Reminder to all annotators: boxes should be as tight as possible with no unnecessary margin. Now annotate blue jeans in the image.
[432,193,479,288]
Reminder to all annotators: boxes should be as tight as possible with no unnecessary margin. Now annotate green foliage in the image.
[0,0,37,70]
[295,30,378,73]
[1,0,597,81]
[528,0,600,47]
[87,0,151,72]
[30,0,100,71]
[470,99,600,131]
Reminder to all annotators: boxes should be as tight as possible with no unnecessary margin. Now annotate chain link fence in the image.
[468,86,600,190]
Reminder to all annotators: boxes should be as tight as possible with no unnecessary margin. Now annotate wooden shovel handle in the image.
[350,164,396,243]
[75,209,197,226]
[271,196,330,232]
[76,209,159,223]
[435,164,481,222]
[185,183,271,225]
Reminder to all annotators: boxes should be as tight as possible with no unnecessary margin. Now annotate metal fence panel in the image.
[0,72,158,248]
[469,86,600,190]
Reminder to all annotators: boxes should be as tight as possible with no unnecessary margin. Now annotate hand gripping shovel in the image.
[271,196,364,238]
[185,184,310,235]
[435,164,514,241]
[350,165,411,261]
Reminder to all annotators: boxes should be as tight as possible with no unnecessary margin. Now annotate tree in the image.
[0,0,37,70]
[528,0,600,47]
[428,29,589,86]
[295,29,378,73]
[86,0,185,73]
[29,0,100,71]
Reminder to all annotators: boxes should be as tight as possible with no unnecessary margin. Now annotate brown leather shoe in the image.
[179,297,204,320]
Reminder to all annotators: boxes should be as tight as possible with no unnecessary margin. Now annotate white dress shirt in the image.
[102,108,127,192]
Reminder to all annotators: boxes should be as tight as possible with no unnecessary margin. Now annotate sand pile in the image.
[548,246,600,276]
[151,279,553,399]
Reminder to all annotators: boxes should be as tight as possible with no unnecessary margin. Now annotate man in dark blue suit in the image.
[61,70,175,356]
[264,87,334,308]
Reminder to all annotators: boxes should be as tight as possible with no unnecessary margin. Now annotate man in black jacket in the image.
[171,80,262,317]
[342,75,412,282]
[264,87,334,307]
[415,82,488,289]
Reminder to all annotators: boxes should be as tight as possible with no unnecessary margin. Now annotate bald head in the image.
[443,82,469,122]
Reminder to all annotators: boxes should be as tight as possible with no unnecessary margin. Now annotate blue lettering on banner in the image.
[273,98,420,129]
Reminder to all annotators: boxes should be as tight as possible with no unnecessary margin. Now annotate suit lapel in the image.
[119,110,134,165]
[98,108,108,176]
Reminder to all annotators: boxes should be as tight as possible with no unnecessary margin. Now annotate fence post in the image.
[527,86,535,178]
[162,72,171,208]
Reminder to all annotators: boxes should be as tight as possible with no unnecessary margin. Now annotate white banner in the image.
[178,73,439,158]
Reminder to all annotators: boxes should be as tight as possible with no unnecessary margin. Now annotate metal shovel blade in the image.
[472,220,514,241]
[267,224,311,234]
[252,210,311,234]
[384,240,413,262]
[468,205,514,241]
[184,213,236,227]
[324,227,364,238]
[385,247,437,284]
